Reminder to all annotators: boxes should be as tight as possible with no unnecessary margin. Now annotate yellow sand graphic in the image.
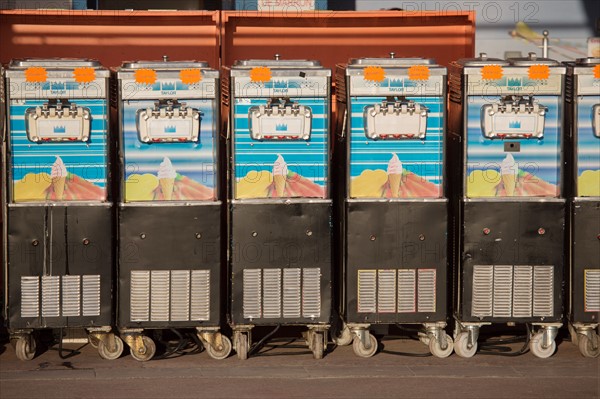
[467,170,501,197]
[578,170,600,197]
[125,174,159,201]
[14,173,52,201]
[236,171,273,199]
[351,170,389,198]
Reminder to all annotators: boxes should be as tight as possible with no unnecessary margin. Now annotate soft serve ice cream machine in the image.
[3,59,118,360]
[448,53,566,358]
[114,58,230,361]
[333,56,452,358]
[224,57,332,360]
[566,58,600,358]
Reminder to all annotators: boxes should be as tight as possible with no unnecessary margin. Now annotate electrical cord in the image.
[153,329,203,360]
[477,324,531,357]
[248,324,281,356]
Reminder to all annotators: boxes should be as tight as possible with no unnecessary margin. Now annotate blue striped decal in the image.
[9,99,108,192]
[349,96,444,187]
[233,98,329,188]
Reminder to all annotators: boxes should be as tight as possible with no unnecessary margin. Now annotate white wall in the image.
[355,0,597,60]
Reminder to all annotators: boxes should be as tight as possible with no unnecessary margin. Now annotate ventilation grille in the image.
[472,265,554,318]
[564,73,574,104]
[357,269,437,314]
[335,65,348,104]
[242,268,322,320]
[20,275,101,318]
[221,71,230,108]
[448,64,464,104]
[584,269,600,312]
[130,269,210,322]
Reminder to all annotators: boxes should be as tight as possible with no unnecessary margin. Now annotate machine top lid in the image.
[233,55,322,68]
[457,53,509,66]
[348,54,437,66]
[507,52,560,66]
[120,56,210,69]
[8,58,103,68]
[575,57,600,66]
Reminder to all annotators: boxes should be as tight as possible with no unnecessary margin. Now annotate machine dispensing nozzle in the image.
[390,52,396,58]
[163,55,169,62]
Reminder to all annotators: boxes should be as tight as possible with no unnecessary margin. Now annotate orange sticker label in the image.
[73,67,96,84]
[408,65,430,81]
[594,65,600,79]
[481,65,504,80]
[250,67,272,83]
[180,69,202,85]
[363,66,386,82]
[528,64,550,80]
[25,67,47,83]
[135,69,157,85]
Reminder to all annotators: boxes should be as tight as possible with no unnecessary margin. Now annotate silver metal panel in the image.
[263,269,282,319]
[150,270,170,322]
[397,269,416,313]
[417,269,436,313]
[377,270,396,313]
[533,266,554,317]
[82,275,101,317]
[302,268,321,318]
[171,270,191,322]
[512,266,533,318]
[20,277,40,318]
[41,276,60,318]
[283,268,301,318]
[243,269,262,319]
[130,271,150,322]
[584,270,600,312]
[62,275,81,317]
[472,265,494,317]
[190,270,210,321]
[492,265,513,318]
[357,270,377,313]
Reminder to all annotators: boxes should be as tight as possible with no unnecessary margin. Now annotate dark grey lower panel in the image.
[118,204,222,329]
[7,205,113,329]
[571,199,600,323]
[230,201,332,326]
[345,200,448,324]
[458,200,565,323]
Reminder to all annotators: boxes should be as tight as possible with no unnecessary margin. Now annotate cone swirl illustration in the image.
[501,153,518,196]
[387,153,403,198]
[51,156,68,200]
[273,154,288,197]
[158,157,177,200]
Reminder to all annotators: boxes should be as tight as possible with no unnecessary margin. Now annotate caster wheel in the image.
[130,336,156,362]
[352,333,377,358]
[206,335,232,360]
[453,332,477,358]
[578,333,599,358]
[529,332,556,359]
[429,335,454,358]
[236,333,248,360]
[15,336,36,361]
[333,326,353,346]
[568,324,579,346]
[312,332,324,360]
[98,335,124,360]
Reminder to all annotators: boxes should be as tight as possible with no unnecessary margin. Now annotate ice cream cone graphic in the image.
[273,154,288,197]
[158,157,177,200]
[51,156,68,200]
[387,153,403,198]
[501,154,518,196]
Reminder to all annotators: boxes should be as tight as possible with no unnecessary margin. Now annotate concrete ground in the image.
[0,330,598,399]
